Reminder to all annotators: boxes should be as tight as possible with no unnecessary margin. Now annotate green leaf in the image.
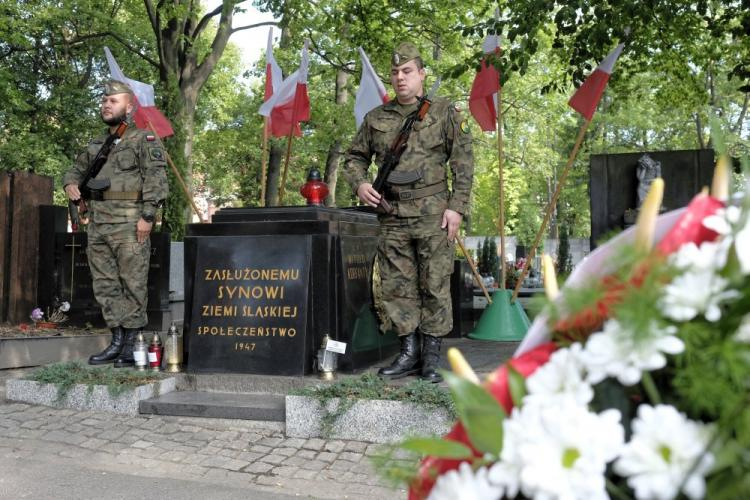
[507,365,527,408]
[443,371,506,455]
[399,437,473,459]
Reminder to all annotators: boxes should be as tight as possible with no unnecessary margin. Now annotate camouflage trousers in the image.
[86,221,150,329]
[377,214,455,337]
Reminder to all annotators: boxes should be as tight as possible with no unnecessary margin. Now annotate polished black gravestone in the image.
[449,260,475,337]
[47,231,171,330]
[589,149,715,249]
[184,206,397,376]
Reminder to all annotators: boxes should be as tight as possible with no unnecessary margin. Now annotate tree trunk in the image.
[695,113,706,149]
[323,69,350,207]
[266,143,282,206]
[324,141,341,207]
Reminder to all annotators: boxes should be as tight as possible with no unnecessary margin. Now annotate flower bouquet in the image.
[30,299,71,328]
[386,157,749,500]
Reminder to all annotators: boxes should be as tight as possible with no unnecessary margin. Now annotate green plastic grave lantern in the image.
[468,289,530,341]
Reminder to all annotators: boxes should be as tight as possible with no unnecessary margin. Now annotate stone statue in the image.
[636,153,661,207]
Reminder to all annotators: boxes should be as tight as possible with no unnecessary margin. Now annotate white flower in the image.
[735,220,750,275]
[669,241,727,273]
[428,462,502,500]
[578,319,683,386]
[489,397,624,500]
[703,204,750,275]
[524,344,593,407]
[614,404,715,500]
[735,314,750,343]
[702,205,741,235]
[659,269,739,322]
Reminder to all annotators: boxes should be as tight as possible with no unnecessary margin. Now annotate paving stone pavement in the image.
[0,372,406,500]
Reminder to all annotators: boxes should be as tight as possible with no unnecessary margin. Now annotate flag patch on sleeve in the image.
[146,135,156,142]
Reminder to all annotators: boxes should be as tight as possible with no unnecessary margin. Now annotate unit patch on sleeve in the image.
[460,119,471,134]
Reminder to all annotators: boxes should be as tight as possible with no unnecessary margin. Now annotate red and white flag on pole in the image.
[259,41,311,137]
[568,43,624,121]
[469,22,501,131]
[354,47,389,128]
[264,28,283,102]
[104,47,174,138]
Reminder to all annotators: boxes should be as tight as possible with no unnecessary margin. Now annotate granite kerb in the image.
[285,394,453,444]
[6,376,176,416]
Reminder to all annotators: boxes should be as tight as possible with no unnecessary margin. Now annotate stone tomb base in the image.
[184,206,398,376]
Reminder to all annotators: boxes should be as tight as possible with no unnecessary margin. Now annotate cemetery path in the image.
[0,394,402,499]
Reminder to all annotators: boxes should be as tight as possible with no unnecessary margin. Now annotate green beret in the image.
[103,79,134,96]
[391,42,421,66]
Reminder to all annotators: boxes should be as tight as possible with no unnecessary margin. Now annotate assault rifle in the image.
[371,78,441,214]
[68,121,128,231]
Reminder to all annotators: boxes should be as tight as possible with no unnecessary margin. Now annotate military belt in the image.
[102,191,143,201]
[387,182,447,201]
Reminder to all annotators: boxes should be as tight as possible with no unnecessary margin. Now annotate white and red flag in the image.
[469,30,501,132]
[568,43,625,120]
[354,47,389,128]
[264,28,283,103]
[104,47,174,138]
[259,41,311,137]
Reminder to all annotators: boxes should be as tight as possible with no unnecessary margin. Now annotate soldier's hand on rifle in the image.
[136,218,153,244]
[356,183,382,208]
[64,184,81,201]
[441,209,462,242]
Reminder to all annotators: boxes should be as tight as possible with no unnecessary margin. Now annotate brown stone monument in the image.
[0,172,54,323]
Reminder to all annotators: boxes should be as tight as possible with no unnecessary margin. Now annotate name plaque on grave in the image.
[188,235,311,375]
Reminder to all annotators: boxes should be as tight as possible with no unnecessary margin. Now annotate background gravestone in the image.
[0,172,54,324]
[589,149,715,249]
[44,231,172,330]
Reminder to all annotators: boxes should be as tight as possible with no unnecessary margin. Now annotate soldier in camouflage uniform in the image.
[343,42,473,383]
[63,80,169,368]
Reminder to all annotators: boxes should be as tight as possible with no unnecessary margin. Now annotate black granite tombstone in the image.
[449,260,475,337]
[47,231,171,329]
[184,206,398,376]
[37,205,68,313]
[589,149,715,249]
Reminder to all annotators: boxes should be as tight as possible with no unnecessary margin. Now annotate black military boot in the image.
[88,327,125,365]
[113,328,139,368]
[420,335,443,383]
[377,332,421,379]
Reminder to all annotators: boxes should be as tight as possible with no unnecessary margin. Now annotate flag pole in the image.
[260,117,269,207]
[511,118,591,303]
[497,84,506,290]
[457,238,493,304]
[146,121,206,224]
[277,89,301,205]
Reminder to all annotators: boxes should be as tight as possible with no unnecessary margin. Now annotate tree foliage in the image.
[1,0,747,244]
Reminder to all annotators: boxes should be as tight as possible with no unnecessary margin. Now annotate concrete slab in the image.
[0,334,110,369]
[140,391,286,421]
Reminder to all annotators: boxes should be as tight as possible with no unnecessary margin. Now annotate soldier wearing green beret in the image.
[63,79,169,367]
[343,42,474,383]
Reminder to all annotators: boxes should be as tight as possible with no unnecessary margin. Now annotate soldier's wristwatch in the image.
[141,214,155,223]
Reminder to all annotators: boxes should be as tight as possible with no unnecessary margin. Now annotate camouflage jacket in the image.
[63,126,169,224]
[343,96,474,217]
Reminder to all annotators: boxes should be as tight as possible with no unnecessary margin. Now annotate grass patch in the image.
[292,373,455,437]
[26,361,164,401]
